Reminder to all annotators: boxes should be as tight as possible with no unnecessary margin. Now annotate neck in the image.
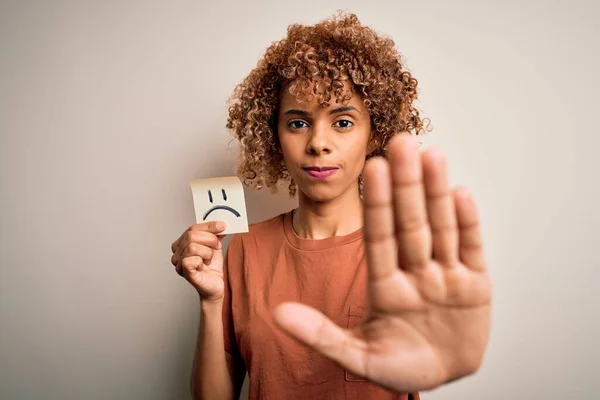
[293,182,363,239]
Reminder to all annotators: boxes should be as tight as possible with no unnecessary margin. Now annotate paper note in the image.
[189,176,249,234]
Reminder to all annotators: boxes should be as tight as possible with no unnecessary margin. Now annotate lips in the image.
[302,166,339,179]
[303,166,338,172]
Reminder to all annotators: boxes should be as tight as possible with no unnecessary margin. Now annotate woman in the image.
[170,12,491,400]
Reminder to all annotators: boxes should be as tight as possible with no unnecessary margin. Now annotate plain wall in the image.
[1,1,598,399]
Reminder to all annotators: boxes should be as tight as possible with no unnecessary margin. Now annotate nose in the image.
[306,124,332,155]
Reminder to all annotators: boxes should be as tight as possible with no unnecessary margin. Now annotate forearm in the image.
[191,299,235,400]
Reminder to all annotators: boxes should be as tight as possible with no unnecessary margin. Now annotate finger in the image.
[273,302,368,376]
[175,255,206,277]
[454,187,485,270]
[181,256,203,277]
[422,149,458,264]
[183,243,214,264]
[362,156,397,281]
[173,245,213,270]
[175,259,184,276]
[171,231,221,265]
[191,220,227,234]
[171,220,227,253]
[388,135,431,270]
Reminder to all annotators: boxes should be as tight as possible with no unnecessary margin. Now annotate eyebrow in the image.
[282,106,359,116]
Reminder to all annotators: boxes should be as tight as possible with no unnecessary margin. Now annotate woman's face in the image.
[277,82,372,202]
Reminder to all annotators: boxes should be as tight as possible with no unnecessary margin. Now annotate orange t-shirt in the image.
[222,210,419,400]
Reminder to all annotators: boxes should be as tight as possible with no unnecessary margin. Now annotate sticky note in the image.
[189,176,249,234]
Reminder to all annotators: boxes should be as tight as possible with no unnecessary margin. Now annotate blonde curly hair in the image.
[226,12,429,197]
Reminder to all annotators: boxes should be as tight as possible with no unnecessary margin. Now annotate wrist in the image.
[200,297,224,315]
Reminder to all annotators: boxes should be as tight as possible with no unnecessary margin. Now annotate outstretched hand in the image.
[273,134,492,393]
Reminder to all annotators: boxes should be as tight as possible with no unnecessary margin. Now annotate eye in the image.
[333,120,354,129]
[288,120,309,130]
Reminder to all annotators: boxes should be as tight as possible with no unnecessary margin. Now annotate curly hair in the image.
[226,11,429,197]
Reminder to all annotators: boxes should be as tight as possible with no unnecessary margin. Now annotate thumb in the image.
[273,302,368,376]
[192,220,227,234]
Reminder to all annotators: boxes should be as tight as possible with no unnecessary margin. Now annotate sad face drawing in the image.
[203,188,241,220]
[190,176,249,234]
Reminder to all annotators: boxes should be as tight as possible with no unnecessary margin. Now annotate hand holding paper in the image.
[170,176,248,300]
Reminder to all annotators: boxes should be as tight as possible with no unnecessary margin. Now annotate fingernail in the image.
[216,221,226,230]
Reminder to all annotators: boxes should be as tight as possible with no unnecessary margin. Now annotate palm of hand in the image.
[356,259,491,392]
[274,135,492,393]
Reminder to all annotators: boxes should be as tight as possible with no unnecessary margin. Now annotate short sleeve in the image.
[221,234,243,359]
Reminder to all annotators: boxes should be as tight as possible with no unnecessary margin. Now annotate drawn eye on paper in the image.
[190,177,249,234]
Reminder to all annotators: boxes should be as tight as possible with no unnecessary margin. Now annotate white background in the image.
[1,1,598,398]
